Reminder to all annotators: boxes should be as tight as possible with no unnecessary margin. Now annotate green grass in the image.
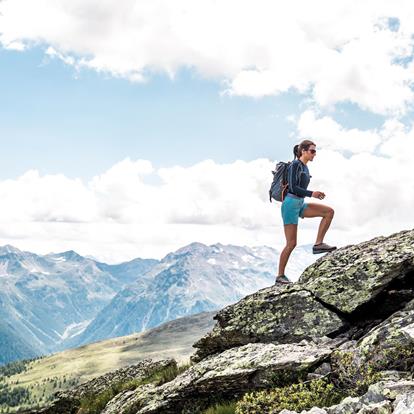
[202,401,237,414]
[0,311,215,412]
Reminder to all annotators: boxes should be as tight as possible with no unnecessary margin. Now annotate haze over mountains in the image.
[0,245,157,365]
[0,242,317,365]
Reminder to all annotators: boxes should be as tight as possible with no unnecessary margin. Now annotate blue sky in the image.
[1,46,386,181]
[1,47,293,180]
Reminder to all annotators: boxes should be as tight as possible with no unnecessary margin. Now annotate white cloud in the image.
[0,158,280,262]
[1,0,414,114]
[297,108,414,159]
[0,137,412,263]
[297,110,381,153]
[293,109,413,248]
[377,118,414,159]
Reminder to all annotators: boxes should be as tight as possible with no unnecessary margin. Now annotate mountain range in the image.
[0,242,318,365]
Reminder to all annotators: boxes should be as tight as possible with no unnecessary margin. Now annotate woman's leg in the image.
[302,203,335,244]
[277,224,298,276]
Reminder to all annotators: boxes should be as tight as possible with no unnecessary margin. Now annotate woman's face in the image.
[303,144,317,161]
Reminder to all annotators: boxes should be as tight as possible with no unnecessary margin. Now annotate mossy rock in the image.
[234,378,344,414]
[192,285,344,362]
[299,229,414,314]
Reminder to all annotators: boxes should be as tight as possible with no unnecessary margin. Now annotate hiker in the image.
[275,140,336,285]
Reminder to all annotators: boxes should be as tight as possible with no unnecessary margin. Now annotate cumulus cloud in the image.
[294,109,413,246]
[0,129,412,263]
[1,0,414,114]
[297,110,381,153]
[0,158,280,262]
[297,108,414,159]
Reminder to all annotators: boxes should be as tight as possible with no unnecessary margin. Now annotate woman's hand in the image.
[312,191,325,200]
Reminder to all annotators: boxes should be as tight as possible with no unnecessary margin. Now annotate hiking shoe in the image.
[275,275,292,285]
[313,242,337,254]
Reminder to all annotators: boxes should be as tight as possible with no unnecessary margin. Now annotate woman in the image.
[275,140,336,285]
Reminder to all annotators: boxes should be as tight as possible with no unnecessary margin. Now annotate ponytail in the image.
[293,145,299,160]
[293,140,315,160]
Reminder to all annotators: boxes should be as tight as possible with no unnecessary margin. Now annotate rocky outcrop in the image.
[299,230,414,314]
[192,229,414,362]
[101,340,333,414]
[191,285,345,362]
[331,298,414,387]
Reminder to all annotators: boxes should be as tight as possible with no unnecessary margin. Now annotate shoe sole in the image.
[313,248,337,254]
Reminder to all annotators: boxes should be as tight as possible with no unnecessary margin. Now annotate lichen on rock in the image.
[101,341,332,414]
[299,229,414,314]
[191,285,345,362]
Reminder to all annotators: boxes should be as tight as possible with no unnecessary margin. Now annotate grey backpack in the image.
[269,161,292,202]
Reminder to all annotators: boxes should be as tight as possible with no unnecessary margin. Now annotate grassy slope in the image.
[1,310,218,412]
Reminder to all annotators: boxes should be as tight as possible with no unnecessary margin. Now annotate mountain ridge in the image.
[0,241,317,365]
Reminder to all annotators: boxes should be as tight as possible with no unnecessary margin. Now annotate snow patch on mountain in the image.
[60,320,92,341]
[0,262,8,277]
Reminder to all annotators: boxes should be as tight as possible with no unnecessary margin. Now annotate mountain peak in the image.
[0,244,22,255]
[174,242,209,255]
[50,250,84,262]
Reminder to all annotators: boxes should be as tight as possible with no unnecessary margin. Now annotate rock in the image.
[373,380,414,400]
[299,229,414,314]
[313,362,332,376]
[102,341,332,414]
[356,302,414,370]
[191,284,345,362]
[192,229,414,362]
[331,299,414,387]
[393,392,414,413]
[354,400,393,413]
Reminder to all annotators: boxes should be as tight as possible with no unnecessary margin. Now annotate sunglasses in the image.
[307,149,317,154]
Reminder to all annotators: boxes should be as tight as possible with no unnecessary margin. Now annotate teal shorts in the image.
[281,195,308,225]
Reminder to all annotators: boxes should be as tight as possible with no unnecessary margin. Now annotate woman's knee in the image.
[285,241,297,250]
[325,207,335,218]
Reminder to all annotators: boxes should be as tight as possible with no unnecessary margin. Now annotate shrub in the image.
[266,369,307,388]
[0,385,30,406]
[372,343,414,372]
[0,359,31,377]
[78,361,190,414]
[330,344,414,397]
[235,378,344,414]
[202,401,237,414]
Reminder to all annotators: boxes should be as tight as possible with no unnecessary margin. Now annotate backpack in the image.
[268,160,292,202]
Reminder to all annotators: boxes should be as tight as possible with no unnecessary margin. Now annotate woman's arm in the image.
[288,162,313,198]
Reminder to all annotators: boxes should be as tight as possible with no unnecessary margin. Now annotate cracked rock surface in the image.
[192,229,414,362]
[102,341,333,414]
[191,285,345,362]
[299,230,414,314]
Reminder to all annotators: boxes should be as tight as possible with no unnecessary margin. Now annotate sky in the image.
[0,0,413,263]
